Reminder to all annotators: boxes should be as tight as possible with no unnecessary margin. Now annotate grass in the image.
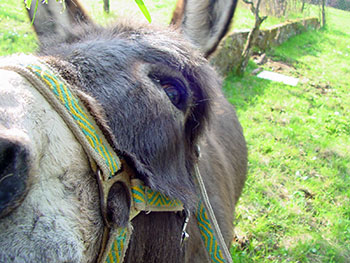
[224,6,350,263]
[1,1,349,262]
[77,0,177,25]
[0,1,37,55]
[0,0,324,55]
[231,1,321,31]
[0,0,177,56]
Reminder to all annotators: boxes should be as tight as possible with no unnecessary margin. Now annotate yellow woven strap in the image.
[194,163,233,263]
[99,179,183,263]
[28,63,122,179]
[196,201,226,263]
[130,179,183,212]
[1,60,121,181]
[1,58,185,263]
[101,225,132,263]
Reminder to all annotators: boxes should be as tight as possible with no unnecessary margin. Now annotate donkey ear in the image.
[26,0,91,43]
[171,0,238,58]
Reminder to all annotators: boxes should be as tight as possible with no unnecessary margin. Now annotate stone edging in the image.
[210,17,320,76]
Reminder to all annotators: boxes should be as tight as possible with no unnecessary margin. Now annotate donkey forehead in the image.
[57,28,199,118]
[51,23,203,72]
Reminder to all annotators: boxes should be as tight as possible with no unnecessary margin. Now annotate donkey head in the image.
[0,0,238,262]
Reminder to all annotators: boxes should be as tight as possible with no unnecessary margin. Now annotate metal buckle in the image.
[96,160,134,228]
[195,144,201,159]
[181,209,190,246]
[95,159,138,263]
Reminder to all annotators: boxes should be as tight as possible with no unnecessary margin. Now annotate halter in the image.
[1,57,233,263]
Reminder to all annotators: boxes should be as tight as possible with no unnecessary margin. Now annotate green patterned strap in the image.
[25,62,121,181]
[24,62,183,212]
[194,163,233,263]
[197,201,226,263]
[131,179,183,212]
[2,58,228,263]
[4,60,185,263]
[102,179,183,263]
[2,61,128,263]
[103,226,132,263]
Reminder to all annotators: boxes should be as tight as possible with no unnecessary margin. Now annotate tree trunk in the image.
[236,27,260,76]
[301,0,305,12]
[236,0,267,76]
[321,0,326,27]
[104,0,110,13]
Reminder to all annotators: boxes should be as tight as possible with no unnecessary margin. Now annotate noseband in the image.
[1,57,233,263]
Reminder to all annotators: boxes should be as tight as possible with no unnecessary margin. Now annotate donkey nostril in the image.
[0,145,16,174]
[0,139,29,218]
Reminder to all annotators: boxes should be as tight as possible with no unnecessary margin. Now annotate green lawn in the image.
[0,0,177,56]
[225,6,350,263]
[0,0,37,55]
[231,0,320,31]
[1,1,349,262]
[0,0,323,55]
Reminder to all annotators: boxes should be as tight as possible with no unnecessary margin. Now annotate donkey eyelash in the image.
[161,79,188,110]
[149,73,189,111]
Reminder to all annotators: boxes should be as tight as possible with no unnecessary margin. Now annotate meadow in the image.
[1,0,349,262]
[226,6,350,262]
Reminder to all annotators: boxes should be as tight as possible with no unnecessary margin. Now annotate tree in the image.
[104,0,110,13]
[321,0,326,27]
[236,0,267,76]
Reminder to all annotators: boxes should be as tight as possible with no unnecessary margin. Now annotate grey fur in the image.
[42,22,247,262]
[0,1,247,262]
[171,0,238,57]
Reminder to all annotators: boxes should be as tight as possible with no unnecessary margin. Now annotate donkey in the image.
[0,0,247,262]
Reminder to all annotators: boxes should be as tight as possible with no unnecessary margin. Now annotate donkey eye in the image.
[163,84,181,105]
[162,81,187,110]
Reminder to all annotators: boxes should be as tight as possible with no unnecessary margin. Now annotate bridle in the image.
[1,57,233,263]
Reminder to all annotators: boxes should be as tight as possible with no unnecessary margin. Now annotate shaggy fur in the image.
[28,0,91,41]
[0,65,103,262]
[0,1,247,262]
